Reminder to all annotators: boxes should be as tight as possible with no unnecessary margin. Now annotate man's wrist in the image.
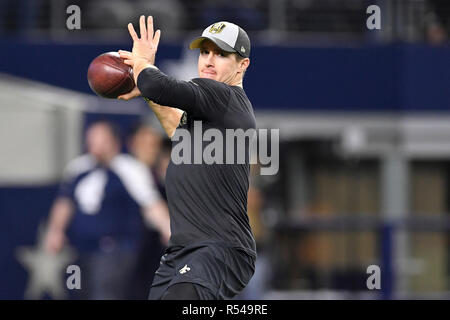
[133,59,151,78]
[133,59,158,85]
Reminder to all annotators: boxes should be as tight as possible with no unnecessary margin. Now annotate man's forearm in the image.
[47,198,73,232]
[144,200,171,244]
[44,198,74,253]
[136,67,196,114]
[133,58,156,84]
[146,100,184,138]
[131,58,183,137]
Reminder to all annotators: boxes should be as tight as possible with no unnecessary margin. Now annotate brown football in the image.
[87,52,135,99]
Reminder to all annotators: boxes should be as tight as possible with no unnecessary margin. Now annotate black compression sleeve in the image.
[137,67,196,112]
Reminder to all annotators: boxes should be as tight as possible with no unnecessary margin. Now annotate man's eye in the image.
[201,50,209,55]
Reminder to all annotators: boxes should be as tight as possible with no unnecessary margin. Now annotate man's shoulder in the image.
[110,154,160,205]
[112,153,141,165]
[63,154,96,179]
[110,154,156,185]
[110,154,148,175]
[227,86,256,125]
[190,78,231,93]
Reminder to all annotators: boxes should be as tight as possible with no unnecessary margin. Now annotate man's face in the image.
[130,127,162,166]
[86,123,119,163]
[197,40,247,85]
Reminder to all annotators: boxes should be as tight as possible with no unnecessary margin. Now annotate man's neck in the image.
[95,152,119,166]
[229,77,243,88]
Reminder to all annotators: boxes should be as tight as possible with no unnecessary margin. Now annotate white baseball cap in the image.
[189,21,251,58]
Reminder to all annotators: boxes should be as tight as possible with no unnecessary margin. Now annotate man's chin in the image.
[201,73,217,80]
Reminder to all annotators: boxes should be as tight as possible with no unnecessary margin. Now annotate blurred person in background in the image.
[128,121,167,197]
[44,120,170,299]
[126,121,169,299]
[425,0,449,45]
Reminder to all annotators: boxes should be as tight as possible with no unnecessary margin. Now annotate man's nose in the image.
[205,52,215,66]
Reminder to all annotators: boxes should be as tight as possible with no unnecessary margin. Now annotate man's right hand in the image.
[117,49,144,100]
[118,85,142,101]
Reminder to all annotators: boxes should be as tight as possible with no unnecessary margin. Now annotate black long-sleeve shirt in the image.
[138,67,257,259]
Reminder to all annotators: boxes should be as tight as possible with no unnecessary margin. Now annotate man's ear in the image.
[239,58,250,73]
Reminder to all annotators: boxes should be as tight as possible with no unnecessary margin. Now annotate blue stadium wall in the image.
[0,41,449,111]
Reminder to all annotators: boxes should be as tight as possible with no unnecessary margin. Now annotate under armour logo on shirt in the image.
[179,112,187,127]
[179,264,191,274]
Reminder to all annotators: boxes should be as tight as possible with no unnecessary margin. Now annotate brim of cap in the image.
[189,36,237,53]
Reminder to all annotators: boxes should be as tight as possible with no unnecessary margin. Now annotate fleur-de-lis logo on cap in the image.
[209,23,226,34]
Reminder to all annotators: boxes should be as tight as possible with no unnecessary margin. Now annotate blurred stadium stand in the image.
[1,0,450,300]
[0,0,449,44]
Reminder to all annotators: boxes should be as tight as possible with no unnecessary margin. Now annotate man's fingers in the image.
[118,50,132,59]
[153,29,161,48]
[118,87,140,100]
[128,23,139,41]
[118,93,132,100]
[123,59,133,66]
[147,16,154,41]
[139,15,147,40]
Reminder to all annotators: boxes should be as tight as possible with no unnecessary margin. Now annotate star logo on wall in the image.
[16,223,77,300]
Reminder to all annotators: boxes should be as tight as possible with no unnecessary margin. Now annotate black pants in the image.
[161,282,213,300]
[148,240,255,300]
